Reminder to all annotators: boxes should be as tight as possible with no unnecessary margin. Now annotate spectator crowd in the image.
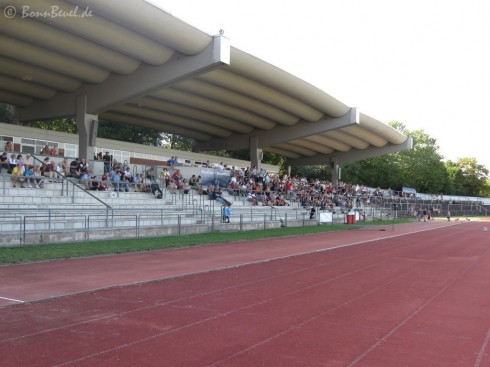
[3,148,433,219]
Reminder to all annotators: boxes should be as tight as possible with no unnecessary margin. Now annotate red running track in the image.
[1,220,490,366]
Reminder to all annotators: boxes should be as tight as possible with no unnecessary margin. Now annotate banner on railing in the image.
[199,169,231,187]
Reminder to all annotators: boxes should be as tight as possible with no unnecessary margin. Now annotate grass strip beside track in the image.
[0,219,414,265]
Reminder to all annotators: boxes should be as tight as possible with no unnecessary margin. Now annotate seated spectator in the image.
[59,158,70,176]
[40,144,50,155]
[182,179,191,194]
[33,165,44,188]
[172,169,183,187]
[78,158,89,175]
[79,170,93,189]
[212,187,232,206]
[16,154,24,167]
[167,179,178,194]
[69,158,80,178]
[96,172,110,191]
[8,153,16,172]
[110,168,122,191]
[133,173,144,192]
[246,191,258,206]
[43,160,57,180]
[24,165,35,187]
[50,146,58,156]
[4,141,13,152]
[24,154,34,167]
[119,169,130,192]
[11,162,26,188]
[123,166,133,184]
[166,156,175,167]
[189,174,199,186]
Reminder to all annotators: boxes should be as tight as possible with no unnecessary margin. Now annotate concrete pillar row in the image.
[76,94,98,162]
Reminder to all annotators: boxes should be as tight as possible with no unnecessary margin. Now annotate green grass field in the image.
[0,219,414,265]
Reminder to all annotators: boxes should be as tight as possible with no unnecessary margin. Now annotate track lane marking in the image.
[0,296,24,303]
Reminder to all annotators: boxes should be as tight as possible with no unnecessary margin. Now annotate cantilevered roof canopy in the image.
[0,0,411,166]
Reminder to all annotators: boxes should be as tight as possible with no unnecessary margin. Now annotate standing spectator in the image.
[1,152,9,173]
[223,204,232,223]
[145,167,154,181]
[160,167,170,187]
[103,152,112,173]
[4,141,13,151]
[50,145,58,156]
[447,210,451,221]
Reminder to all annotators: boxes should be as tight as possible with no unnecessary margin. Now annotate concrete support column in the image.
[250,136,263,170]
[76,95,98,162]
[330,157,341,184]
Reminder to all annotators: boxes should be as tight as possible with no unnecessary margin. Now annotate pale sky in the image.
[155,0,490,169]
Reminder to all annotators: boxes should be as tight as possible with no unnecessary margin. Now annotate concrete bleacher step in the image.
[0,182,321,245]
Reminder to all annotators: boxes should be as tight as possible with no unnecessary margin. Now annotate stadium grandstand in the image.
[0,0,437,245]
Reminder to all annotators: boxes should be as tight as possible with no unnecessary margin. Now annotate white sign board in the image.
[319,212,333,223]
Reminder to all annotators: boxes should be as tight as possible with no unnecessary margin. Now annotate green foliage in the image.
[445,157,489,196]
[30,117,78,133]
[98,120,161,145]
[290,165,330,180]
[341,121,490,197]
[0,104,12,123]
[160,133,193,150]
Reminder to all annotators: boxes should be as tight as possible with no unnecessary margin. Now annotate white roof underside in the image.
[0,0,411,165]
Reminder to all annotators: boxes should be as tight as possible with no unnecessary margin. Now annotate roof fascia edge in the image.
[18,35,231,122]
[195,107,359,151]
[288,137,413,166]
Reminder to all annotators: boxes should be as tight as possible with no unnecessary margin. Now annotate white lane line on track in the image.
[0,296,24,303]
[474,326,490,367]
